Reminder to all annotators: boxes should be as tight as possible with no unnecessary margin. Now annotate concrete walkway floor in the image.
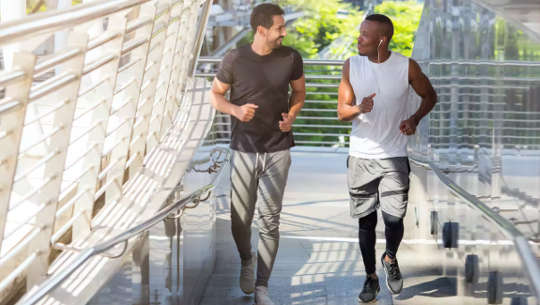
[199,151,533,305]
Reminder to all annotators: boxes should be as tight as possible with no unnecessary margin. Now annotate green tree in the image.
[277,0,364,58]
[373,1,423,57]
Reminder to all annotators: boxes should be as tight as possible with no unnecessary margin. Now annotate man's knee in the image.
[258,214,280,239]
[382,211,403,228]
[358,211,378,231]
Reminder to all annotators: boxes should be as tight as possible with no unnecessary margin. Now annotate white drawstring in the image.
[254,152,268,176]
[255,152,259,176]
[262,152,267,173]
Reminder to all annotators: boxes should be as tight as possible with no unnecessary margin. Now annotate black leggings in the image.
[358,210,404,275]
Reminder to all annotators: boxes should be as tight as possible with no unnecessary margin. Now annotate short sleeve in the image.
[290,49,304,81]
[216,50,235,84]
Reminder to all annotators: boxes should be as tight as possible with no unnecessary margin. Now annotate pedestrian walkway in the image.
[199,151,509,305]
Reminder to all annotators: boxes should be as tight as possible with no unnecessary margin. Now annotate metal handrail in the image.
[197,56,344,66]
[188,0,213,77]
[0,0,150,47]
[418,59,540,67]
[408,156,540,299]
[15,151,228,305]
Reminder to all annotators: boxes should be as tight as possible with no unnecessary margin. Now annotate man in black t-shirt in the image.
[209,3,305,305]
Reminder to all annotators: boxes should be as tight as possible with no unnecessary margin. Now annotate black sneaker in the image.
[358,276,380,303]
[381,252,403,294]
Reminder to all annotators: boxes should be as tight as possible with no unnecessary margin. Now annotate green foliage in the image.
[373,1,423,57]
[494,17,540,61]
[240,1,423,59]
[277,0,364,58]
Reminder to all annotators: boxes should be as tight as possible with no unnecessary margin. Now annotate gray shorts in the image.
[347,156,410,219]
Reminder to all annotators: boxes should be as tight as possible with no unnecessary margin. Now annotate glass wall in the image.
[409,0,540,243]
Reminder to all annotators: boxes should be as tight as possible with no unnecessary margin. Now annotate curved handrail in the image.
[409,156,540,299]
[15,149,230,305]
[411,157,522,237]
[0,0,150,47]
[197,56,345,66]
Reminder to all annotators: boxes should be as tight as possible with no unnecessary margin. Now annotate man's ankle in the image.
[384,254,395,264]
[368,273,378,280]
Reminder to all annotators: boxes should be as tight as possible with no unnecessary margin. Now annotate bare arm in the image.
[337,59,374,121]
[337,59,358,121]
[279,74,306,132]
[209,77,258,122]
[408,59,437,125]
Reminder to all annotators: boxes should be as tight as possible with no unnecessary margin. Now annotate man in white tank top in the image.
[337,14,437,303]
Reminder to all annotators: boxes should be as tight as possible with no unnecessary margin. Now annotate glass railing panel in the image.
[409,0,540,243]
[408,159,538,304]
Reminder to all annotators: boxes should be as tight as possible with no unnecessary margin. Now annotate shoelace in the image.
[388,261,401,280]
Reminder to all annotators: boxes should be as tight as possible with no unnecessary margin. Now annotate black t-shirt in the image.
[216,45,303,153]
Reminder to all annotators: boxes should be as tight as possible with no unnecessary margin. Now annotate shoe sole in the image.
[357,298,377,304]
[239,275,254,294]
[240,281,254,295]
[381,256,402,294]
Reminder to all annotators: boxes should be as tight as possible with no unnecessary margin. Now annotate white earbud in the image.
[377,39,383,63]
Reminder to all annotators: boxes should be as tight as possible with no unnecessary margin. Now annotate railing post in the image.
[161,0,201,135]
[70,14,127,240]
[104,6,157,214]
[158,1,187,139]
[26,32,89,289]
[121,2,157,180]
[149,0,184,146]
[0,0,26,69]
[173,0,207,116]
[0,53,36,256]
[95,13,130,211]
[187,0,212,77]
[128,1,169,177]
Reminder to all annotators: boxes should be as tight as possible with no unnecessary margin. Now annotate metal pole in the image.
[54,0,72,74]
[188,0,213,77]
[0,0,26,69]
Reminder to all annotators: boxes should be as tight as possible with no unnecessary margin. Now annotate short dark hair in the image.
[250,3,285,32]
[365,14,394,41]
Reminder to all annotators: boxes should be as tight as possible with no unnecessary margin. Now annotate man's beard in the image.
[270,37,284,49]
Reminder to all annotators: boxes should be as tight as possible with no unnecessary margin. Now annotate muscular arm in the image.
[337,59,360,121]
[408,59,437,125]
[288,74,306,119]
[337,59,374,121]
[209,77,234,114]
[279,75,306,132]
[209,77,257,122]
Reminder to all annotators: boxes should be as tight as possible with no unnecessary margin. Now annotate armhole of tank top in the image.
[349,56,357,79]
[405,56,411,87]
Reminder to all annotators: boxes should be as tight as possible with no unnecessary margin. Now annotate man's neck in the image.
[367,49,391,64]
[251,38,273,56]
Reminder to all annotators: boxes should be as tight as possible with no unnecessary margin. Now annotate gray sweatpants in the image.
[230,149,291,287]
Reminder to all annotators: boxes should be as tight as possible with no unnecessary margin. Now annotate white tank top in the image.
[348,52,410,159]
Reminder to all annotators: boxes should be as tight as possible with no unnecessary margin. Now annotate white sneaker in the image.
[255,286,275,305]
[240,252,256,294]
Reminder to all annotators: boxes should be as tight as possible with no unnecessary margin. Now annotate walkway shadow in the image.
[396,277,457,300]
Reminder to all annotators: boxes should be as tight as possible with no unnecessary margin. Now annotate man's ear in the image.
[256,25,265,36]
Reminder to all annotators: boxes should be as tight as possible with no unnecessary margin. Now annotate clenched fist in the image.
[399,117,417,135]
[233,103,258,122]
[279,112,294,132]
